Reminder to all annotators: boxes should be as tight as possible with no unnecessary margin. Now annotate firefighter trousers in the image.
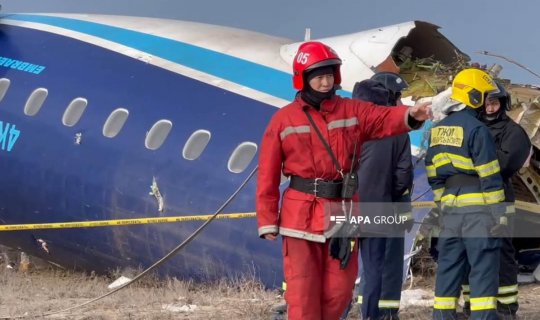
[497,236,519,315]
[462,235,519,318]
[433,212,500,320]
[282,236,358,320]
[356,236,404,318]
[357,237,386,319]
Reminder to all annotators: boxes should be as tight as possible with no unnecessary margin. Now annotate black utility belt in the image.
[289,176,343,199]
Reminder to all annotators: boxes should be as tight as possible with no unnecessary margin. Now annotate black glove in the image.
[329,237,352,269]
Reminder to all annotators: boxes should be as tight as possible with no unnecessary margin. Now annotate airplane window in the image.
[0,78,10,103]
[227,142,258,173]
[103,108,129,138]
[145,119,172,150]
[62,97,88,127]
[182,129,211,160]
[24,88,48,116]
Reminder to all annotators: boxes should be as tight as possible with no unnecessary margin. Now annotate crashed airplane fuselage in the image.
[0,14,538,286]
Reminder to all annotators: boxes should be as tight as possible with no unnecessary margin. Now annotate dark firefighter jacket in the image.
[482,112,531,203]
[425,108,505,213]
[353,79,413,231]
[357,134,413,235]
[358,132,412,202]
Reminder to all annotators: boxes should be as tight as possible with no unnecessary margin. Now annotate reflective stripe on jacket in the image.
[256,95,414,241]
[425,108,504,213]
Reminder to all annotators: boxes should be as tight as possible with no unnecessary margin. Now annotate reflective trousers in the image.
[462,236,519,317]
[433,212,500,320]
[282,236,358,320]
[357,237,404,319]
[496,236,519,315]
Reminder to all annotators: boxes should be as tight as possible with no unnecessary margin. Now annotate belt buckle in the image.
[313,178,323,197]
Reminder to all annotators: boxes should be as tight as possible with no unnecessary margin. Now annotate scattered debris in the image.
[19,252,30,272]
[518,273,535,284]
[36,239,49,254]
[534,264,540,282]
[149,177,164,212]
[161,303,198,313]
[401,289,433,307]
[107,276,132,290]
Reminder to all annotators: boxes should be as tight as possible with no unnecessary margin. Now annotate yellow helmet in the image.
[451,68,499,108]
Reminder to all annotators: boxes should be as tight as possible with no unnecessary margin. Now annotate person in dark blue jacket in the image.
[346,72,413,320]
[426,68,506,320]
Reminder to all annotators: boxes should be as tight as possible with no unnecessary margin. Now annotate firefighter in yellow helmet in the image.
[459,82,532,319]
[425,68,506,320]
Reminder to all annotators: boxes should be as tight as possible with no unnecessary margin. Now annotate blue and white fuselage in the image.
[0,14,461,287]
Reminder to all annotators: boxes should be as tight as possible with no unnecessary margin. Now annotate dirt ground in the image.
[0,255,538,320]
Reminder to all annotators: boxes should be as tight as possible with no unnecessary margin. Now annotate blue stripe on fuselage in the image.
[3,14,295,101]
[1,14,424,148]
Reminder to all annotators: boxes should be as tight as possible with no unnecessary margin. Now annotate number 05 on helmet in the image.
[292,41,342,90]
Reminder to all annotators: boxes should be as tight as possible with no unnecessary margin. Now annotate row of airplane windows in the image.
[0,78,258,174]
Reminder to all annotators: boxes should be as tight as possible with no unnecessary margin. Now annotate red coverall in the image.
[256,94,414,320]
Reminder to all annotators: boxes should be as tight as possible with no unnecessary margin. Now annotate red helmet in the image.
[292,41,342,90]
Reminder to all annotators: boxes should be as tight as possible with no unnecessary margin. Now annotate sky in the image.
[2,0,540,85]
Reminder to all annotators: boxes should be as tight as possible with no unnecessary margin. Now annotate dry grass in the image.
[0,250,539,320]
[0,263,281,320]
[409,239,438,282]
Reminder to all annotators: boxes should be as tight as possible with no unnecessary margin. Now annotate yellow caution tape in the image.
[1,200,539,232]
[412,201,438,209]
[0,212,256,231]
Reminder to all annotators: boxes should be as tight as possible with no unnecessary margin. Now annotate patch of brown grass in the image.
[1,252,539,320]
[0,261,280,320]
[410,239,437,280]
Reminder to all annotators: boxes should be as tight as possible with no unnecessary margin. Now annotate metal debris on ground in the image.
[161,303,198,313]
